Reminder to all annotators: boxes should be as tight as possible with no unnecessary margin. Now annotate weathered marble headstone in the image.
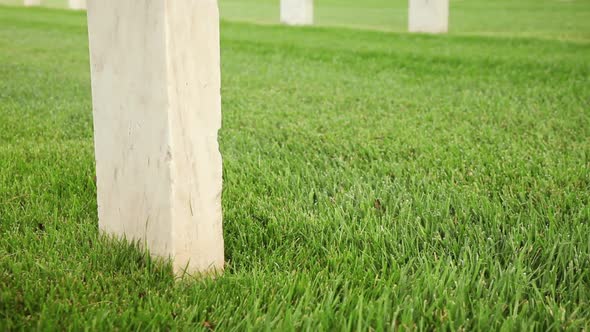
[24,0,40,6]
[280,0,313,25]
[68,0,86,10]
[87,0,224,276]
[408,0,449,33]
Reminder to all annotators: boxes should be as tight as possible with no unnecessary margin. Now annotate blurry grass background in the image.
[1,0,589,41]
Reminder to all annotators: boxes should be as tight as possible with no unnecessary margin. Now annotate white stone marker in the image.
[68,0,86,10]
[408,0,449,34]
[87,0,224,276]
[24,0,41,6]
[280,0,313,25]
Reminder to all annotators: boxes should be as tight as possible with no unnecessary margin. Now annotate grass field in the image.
[1,0,590,41]
[1,2,590,331]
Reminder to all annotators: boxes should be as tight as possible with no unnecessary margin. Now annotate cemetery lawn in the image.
[1,5,590,331]
[1,0,589,41]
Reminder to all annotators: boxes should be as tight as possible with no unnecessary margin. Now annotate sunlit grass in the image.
[1,0,589,40]
[0,4,589,330]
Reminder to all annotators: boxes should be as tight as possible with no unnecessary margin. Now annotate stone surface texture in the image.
[24,0,40,6]
[68,0,86,10]
[87,0,224,275]
[408,0,449,33]
[280,0,313,25]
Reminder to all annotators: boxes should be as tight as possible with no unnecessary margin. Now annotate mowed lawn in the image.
[1,3,590,331]
[1,0,590,40]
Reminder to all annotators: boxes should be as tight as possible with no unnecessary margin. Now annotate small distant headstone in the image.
[24,0,41,6]
[408,0,449,34]
[280,0,313,26]
[68,0,86,10]
[87,0,224,276]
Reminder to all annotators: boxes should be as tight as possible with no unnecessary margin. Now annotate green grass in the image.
[2,0,590,40]
[1,3,590,331]
[219,0,590,41]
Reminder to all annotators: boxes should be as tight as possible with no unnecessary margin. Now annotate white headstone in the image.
[87,0,224,276]
[24,0,41,6]
[280,0,313,25]
[408,0,449,34]
[68,0,86,10]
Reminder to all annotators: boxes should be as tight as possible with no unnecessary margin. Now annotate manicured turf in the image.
[1,0,589,40]
[1,3,589,331]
